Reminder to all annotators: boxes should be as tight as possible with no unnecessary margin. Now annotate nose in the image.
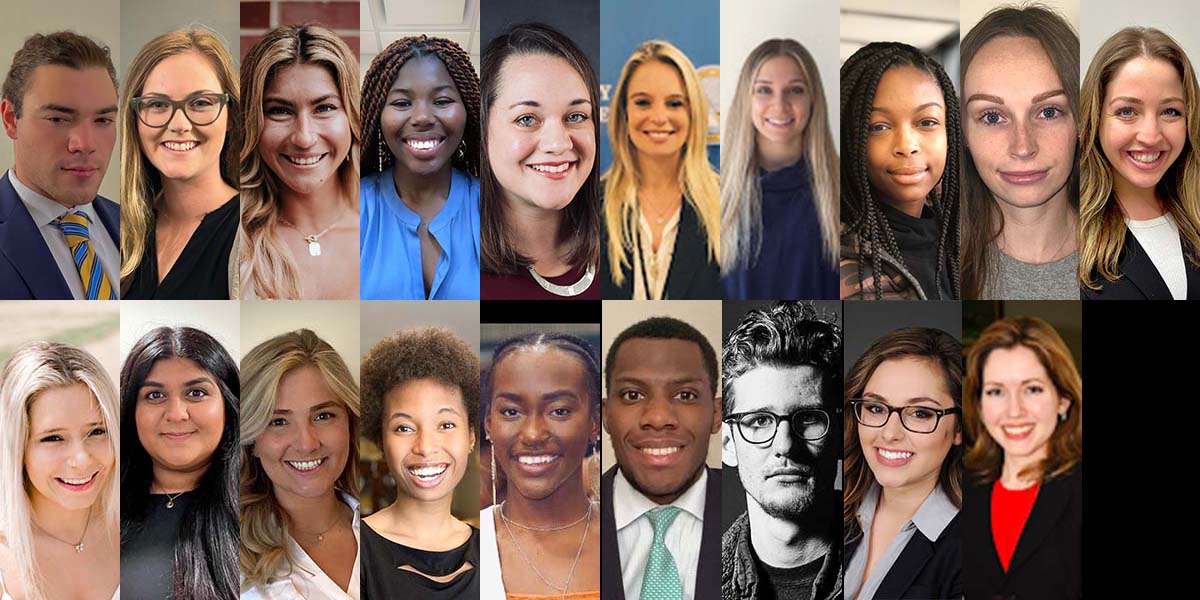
[539,119,571,154]
[164,397,189,422]
[413,425,435,456]
[517,412,551,445]
[167,105,192,133]
[66,439,91,470]
[291,113,318,149]
[893,124,919,157]
[879,408,907,441]
[295,419,321,454]
[771,418,796,455]
[639,394,678,430]
[1004,391,1025,418]
[67,122,96,155]
[1134,115,1163,146]
[1008,119,1038,158]
[410,99,435,128]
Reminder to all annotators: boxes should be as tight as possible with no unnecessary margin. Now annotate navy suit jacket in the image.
[601,465,722,600]
[601,198,722,299]
[1081,229,1200,299]
[0,171,120,299]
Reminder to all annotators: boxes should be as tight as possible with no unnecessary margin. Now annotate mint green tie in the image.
[639,506,684,600]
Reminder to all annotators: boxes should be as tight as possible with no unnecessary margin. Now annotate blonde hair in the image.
[602,40,720,286]
[239,25,361,299]
[118,27,241,285]
[0,342,119,600]
[238,329,360,588]
[1079,26,1200,289]
[721,39,839,274]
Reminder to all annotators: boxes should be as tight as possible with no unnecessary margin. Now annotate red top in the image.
[991,480,1040,572]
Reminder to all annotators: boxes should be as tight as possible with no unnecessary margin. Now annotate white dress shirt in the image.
[241,493,361,600]
[7,169,120,299]
[615,467,706,600]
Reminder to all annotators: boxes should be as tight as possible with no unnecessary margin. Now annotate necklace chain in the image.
[499,500,594,599]
[33,508,91,553]
[499,499,591,532]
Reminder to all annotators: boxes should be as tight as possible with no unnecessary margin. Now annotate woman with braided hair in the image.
[360,36,481,300]
[840,42,961,300]
[239,25,360,300]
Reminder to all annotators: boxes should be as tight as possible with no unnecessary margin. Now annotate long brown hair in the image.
[1079,27,1200,289]
[963,317,1082,483]
[843,327,963,540]
[960,5,1080,299]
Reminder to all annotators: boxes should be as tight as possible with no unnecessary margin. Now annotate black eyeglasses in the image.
[849,399,960,434]
[132,92,230,128]
[724,408,841,444]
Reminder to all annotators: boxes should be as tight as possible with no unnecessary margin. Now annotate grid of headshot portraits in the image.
[7,0,1167,598]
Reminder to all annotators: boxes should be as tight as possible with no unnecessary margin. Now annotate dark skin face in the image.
[604,338,719,504]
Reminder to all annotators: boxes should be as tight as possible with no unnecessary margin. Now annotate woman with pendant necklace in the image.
[481,332,602,599]
[600,40,720,300]
[120,327,240,600]
[239,330,361,599]
[239,25,361,300]
[0,343,120,600]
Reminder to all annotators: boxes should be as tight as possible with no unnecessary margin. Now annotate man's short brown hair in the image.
[2,31,118,117]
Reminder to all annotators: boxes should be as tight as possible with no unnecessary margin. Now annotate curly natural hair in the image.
[841,41,962,300]
[360,327,480,446]
[360,35,480,178]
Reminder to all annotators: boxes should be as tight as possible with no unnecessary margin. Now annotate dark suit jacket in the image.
[601,465,722,600]
[0,171,120,299]
[844,513,962,599]
[962,466,1083,600]
[1082,229,1200,299]
[601,198,721,299]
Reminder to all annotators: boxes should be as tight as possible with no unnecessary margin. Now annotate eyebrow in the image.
[870,101,943,113]
[141,376,216,389]
[36,421,104,435]
[274,401,339,415]
[265,94,338,106]
[389,407,464,420]
[614,375,706,387]
[967,89,1067,106]
[391,84,456,95]
[753,78,805,85]
[862,392,945,406]
[508,98,592,110]
[495,390,581,403]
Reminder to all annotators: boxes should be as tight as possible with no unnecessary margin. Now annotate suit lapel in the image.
[663,200,700,299]
[965,482,1008,591]
[94,197,120,246]
[601,467,627,600]
[1120,230,1173,299]
[0,172,72,299]
[1005,476,1069,576]
[695,466,721,600]
[875,532,934,598]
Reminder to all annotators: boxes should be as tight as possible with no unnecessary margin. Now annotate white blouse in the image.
[240,494,361,600]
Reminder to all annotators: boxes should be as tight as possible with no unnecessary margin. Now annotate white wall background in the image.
[121,300,241,363]
[242,301,361,382]
[1080,0,1199,79]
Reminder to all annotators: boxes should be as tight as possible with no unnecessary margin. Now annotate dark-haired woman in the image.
[479,23,602,300]
[481,332,601,598]
[120,326,240,600]
[840,42,961,300]
[360,36,481,300]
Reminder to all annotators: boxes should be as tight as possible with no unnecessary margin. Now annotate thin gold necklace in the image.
[33,509,91,553]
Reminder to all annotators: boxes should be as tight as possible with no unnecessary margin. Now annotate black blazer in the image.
[600,198,721,299]
[844,513,962,599]
[0,171,120,299]
[601,465,721,600]
[1082,228,1200,299]
[961,466,1082,600]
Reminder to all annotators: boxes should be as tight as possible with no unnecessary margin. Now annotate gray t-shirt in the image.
[981,247,1079,300]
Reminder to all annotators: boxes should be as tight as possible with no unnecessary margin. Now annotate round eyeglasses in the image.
[849,399,961,434]
[723,408,841,445]
[132,92,230,128]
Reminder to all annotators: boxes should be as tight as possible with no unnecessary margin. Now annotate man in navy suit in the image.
[601,316,722,600]
[0,31,120,299]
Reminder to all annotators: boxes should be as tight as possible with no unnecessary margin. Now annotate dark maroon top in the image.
[480,264,600,300]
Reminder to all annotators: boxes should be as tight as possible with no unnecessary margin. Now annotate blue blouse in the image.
[360,168,481,299]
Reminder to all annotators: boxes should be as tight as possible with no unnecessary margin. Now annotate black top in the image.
[600,195,721,299]
[844,513,963,599]
[758,555,823,600]
[880,201,952,300]
[123,194,238,299]
[120,492,195,600]
[721,159,839,300]
[360,520,479,600]
[1081,228,1200,299]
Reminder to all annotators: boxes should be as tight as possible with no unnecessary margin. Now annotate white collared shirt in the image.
[241,493,362,600]
[614,467,706,600]
[7,168,120,299]
[632,205,681,300]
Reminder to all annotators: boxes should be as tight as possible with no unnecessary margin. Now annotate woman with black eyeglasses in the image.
[842,327,963,600]
[119,27,241,299]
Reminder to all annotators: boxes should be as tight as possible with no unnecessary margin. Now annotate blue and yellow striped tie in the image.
[53,211,115,300]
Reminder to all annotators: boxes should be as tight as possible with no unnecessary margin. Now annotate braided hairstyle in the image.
[841,42,961,299]
[361,36,480,178]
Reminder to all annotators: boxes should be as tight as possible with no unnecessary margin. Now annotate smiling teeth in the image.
[287,458,324,471]
[285,155,322,165]
[530,163,570,173]
[60,475,94,485]
[647,131,672,138]
[1003,424,1034,435]
[517,455,558,465]
[878,449,913,460]
[1131,152,1162,163]
[407,139,440,150]
[164,141,197,151]
[640,446,680,456]
[766,118,793,126]
[410,465,448,478]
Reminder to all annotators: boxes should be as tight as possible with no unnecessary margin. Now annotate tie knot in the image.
[646,506,682,536]
[56,211,92,238]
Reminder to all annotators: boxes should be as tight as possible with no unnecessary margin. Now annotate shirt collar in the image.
[613,466,707,531]
[284,491,362,578]
[7,168,96,228]
[382,167,467,232]
[858,481,958,542]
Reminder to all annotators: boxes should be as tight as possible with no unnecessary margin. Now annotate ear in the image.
[1059,398,1072,420]
[953,429,962,446]
[710,395,722,435]
[721,421,739,468]
[483,413,492,441]
[469,427,478,452]
[2,99,19,139]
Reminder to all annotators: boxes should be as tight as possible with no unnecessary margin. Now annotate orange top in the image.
[507,593,600,600]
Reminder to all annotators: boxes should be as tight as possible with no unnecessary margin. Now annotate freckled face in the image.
[258,63,351,196]
[865,66,948,210]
